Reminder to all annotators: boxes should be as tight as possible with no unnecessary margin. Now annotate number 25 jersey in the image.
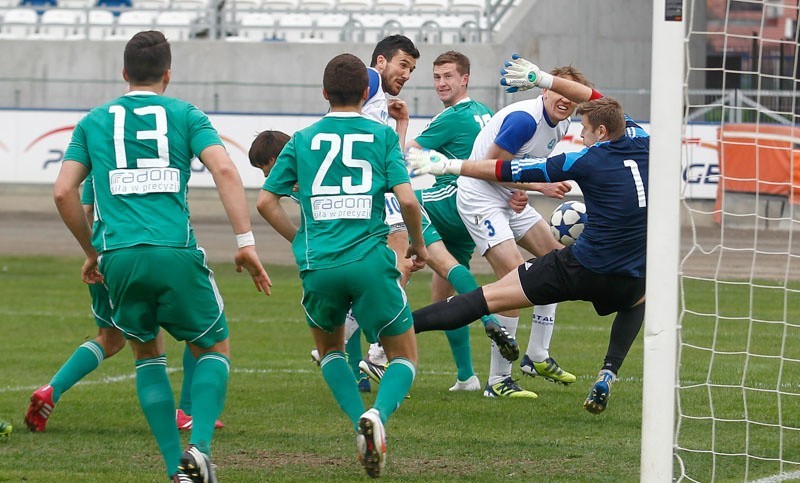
[263,112,409,271]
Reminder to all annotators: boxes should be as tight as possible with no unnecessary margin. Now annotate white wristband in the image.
[446,159,464,175]
[537,72,554,89]
[235,231,255,248]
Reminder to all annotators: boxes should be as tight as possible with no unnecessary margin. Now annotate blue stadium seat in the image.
[95,0,131,16]
[21,0,55,14]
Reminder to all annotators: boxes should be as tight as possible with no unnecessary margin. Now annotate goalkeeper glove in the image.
[500,54,553,93]
[405,147,463,177]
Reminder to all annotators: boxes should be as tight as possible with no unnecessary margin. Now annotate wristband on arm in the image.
[235,231,255,248]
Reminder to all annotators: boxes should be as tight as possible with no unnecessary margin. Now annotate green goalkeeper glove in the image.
[500,54,553,93]
[405,147,463,177]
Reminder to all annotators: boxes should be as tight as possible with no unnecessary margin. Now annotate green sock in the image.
[373,357,416,424]
[178,345,196,414]
[50,340,105,403]
[445,327,475,381]
[320,351,365,431]
[189,353,229,456]
[447,264,497,328]
[345,328,363,378]
[135,355,180,478]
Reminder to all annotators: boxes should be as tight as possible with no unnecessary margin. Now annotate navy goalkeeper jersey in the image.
[500,117,649,277]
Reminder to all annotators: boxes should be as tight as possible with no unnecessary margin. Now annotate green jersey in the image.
[64,91,222,252]
[263,112,409,271]
[414,98,493,187]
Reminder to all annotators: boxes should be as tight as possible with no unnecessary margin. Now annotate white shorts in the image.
[384,193,406,234]
[456,182,542,256]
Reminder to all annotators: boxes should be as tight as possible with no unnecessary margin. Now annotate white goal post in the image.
[646,0,800,481]
[641,0,684,481]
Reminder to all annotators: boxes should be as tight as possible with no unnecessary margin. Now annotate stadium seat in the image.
[20,0,55,14]
[339,16,364,41]
[106,9,156,38]
[297,0,334,9]
[336,0,370,10]
[170,0,210,10]
[416,18,441,43]
[155,10,198,40]
[31,7,85,38]
[411,0,446,11]
[436,14,466,43]
[82,7,114,38]
[95,0,131,16]
[0,7,38,38]
[354,13,389,42]
[57,0,93,7]
[261,0,296,10]
[450,0,483,13]
[372,0,407,10]
[223,0,260,10]
[275,12,312,41]
[227,11,275,41]
[313,12,347,41]
[130,0,167,9]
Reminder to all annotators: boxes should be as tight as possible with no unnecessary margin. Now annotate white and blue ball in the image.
[549,201,587,246]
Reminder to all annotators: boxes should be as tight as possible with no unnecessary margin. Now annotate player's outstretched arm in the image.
[200,144,271,295]
[405,147,497,181]
[501,54,600,103]
[392,182,428,270]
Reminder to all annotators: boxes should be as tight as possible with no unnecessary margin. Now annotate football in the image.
[549,201,587,246]
[0,420,12,439]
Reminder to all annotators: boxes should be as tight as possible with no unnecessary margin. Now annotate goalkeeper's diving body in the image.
[405,56,649,414]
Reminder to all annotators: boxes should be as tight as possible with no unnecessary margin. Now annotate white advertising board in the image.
[0,110,721,199]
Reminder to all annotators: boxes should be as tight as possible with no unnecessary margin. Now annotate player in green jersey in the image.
[402,51,523,392]
[53,31,271,483]
[257,53,427,479]
[25,177,223,435]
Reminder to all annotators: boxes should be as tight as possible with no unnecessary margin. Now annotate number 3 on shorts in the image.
[483,219,495,237]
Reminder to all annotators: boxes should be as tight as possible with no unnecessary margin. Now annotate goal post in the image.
[650,0,800,481]
[641,0,684,481]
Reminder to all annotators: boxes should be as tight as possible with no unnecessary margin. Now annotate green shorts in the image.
[89,283,114,329]
[299,245,413,343]
[98,245,228,348]
[416,183,476,268]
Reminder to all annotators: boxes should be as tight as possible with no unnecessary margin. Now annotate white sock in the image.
[343,310,359,344]
[527,303,557,362]
[488,314,518,385]
[368,343,388,366]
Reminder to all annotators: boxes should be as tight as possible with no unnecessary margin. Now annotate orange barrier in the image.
[715,123,800,210]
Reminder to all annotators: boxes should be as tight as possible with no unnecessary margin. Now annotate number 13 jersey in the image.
[64,91,223,252]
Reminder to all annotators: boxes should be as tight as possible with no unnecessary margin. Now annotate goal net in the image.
[673,0,800,481]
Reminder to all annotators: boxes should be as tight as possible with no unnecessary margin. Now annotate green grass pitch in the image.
[0,255,795,481]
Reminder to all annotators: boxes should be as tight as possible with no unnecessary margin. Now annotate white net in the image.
[676,1,800,481]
